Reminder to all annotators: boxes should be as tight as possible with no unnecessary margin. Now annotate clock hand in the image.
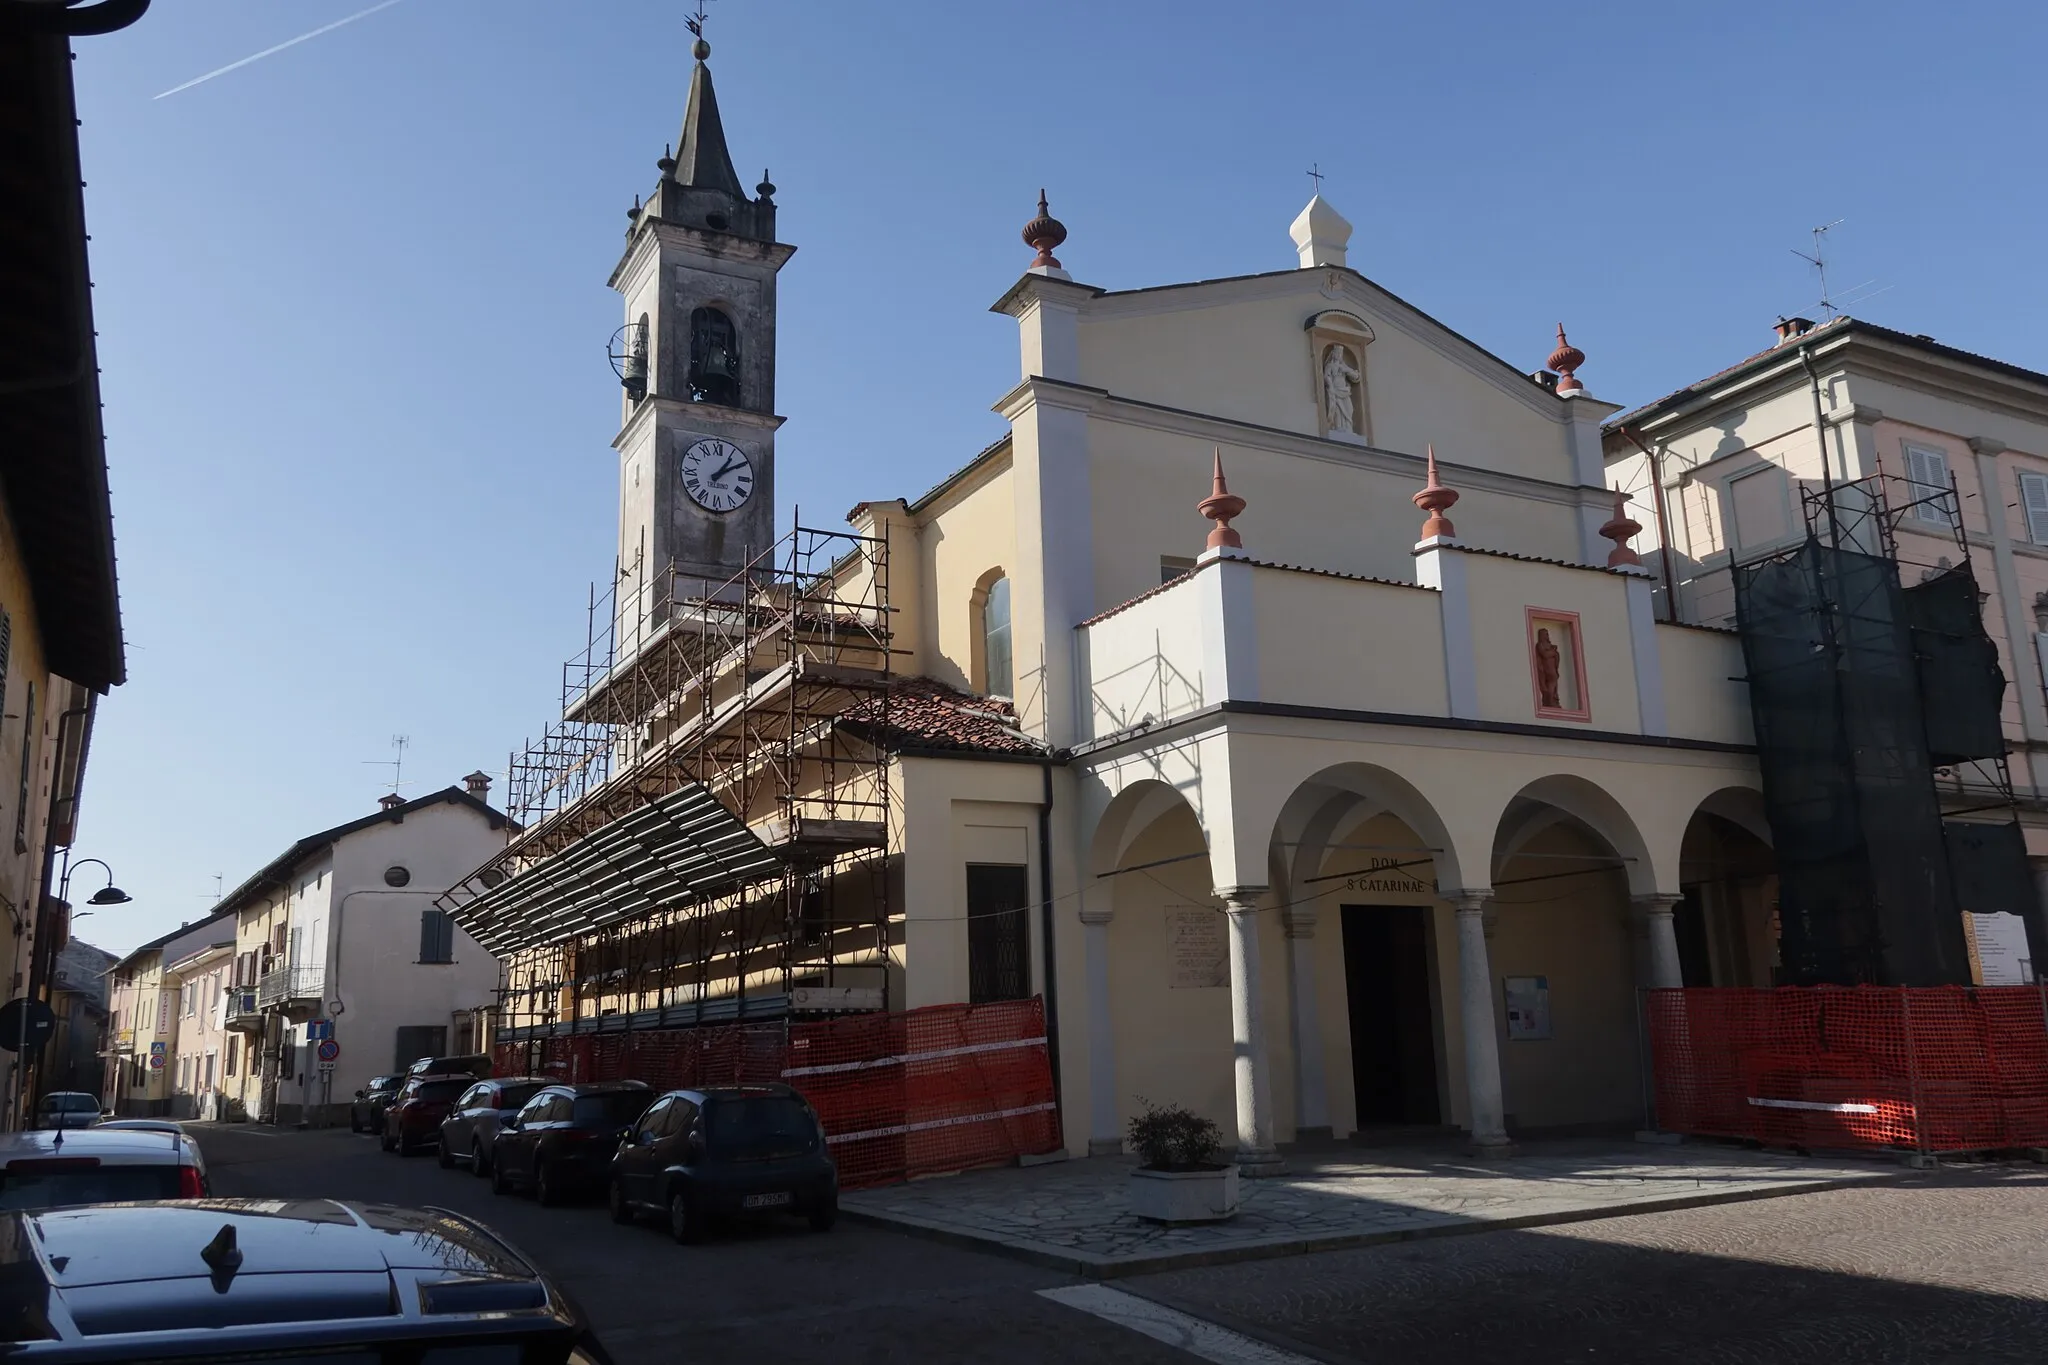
[708,455,743,484]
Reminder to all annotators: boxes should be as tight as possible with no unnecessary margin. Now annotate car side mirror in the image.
[501,1115,520,1131]
[354,1090,366,1100]
[685,1130,706,1161]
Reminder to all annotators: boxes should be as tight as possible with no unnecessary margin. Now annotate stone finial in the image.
[1412,444,1459,540]
[1288,194,1352,269]
[1198,447,1246,551]
[1549,324,1586,395]
[1600,486,1643,567]
[1022,190,1068,272]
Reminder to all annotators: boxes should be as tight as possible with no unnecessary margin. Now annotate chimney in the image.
[1530,369,1559,391]
[1774,316,1817,344]
[463,770,493,801]
[377,793,404,812]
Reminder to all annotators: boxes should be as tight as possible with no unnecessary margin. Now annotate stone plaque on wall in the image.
[1166,908,1229,989]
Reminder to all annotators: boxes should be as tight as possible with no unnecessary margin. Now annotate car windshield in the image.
[571,1091,653,1127]
[498,1083,545,1110]
[371,1076,401,1093]
[43,1096,98,1114]
[704,1096,817,1155]
[0,1164,182,1211]
[410,1080,469,1103]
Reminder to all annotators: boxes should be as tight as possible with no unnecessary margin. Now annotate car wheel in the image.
[437,1138,455,1169]
[608,1178,635,1225]
[808,1199,837,1233]
[490,1159,513,1196]
[348,1112,361,1134]
[668,1189,703,1245]
[534,1159,558,1207]
[471,1141,490,1178]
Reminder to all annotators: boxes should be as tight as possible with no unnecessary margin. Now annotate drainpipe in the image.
[1617,428,1681,623]
[1798,346,1836,499]
[1037,761,1062,1104]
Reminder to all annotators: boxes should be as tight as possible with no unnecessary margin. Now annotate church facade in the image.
[455,37,2044,1168]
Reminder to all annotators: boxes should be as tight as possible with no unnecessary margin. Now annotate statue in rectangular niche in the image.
[1525,608,1590,721]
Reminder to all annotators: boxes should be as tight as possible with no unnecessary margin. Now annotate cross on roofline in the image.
[1307,163,1324,193]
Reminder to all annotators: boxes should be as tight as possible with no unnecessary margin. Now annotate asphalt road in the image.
[195,1123,1198,1365]
[195,1125,2048,1365]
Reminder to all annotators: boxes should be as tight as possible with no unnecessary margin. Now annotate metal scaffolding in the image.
[441,522,897,1053]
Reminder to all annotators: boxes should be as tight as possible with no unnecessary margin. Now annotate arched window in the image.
[980,574,1012,698]
[687,306,740,406]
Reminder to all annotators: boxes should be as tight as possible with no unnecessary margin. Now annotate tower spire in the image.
[673,36,744,199]
[641,14,776,242]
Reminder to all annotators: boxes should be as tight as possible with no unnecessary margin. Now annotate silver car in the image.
[0,1125,209,1210]
[30,1092,101,1130]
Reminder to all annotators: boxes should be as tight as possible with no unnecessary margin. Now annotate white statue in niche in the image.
[1322,344,1361,434]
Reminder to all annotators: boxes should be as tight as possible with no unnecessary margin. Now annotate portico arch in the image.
[1676,785,1777,986]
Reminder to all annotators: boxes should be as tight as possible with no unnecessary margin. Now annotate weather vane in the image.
[686,2,712,39]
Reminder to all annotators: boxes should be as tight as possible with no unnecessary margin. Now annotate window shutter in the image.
[0,610,10,727]
[1905,445,1951,523]
[420,910,453,963]
[2021,472,2048,545]
[13,679,31,853]
[438,912,456,963]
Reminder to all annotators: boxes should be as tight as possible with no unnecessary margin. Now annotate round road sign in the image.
[316,1039,340,1062]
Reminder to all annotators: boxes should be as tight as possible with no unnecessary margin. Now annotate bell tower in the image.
[609,24,792,632]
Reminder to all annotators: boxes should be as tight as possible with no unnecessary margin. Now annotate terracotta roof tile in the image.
[838,677,1046,756]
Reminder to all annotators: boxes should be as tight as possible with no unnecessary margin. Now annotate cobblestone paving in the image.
[1127,1168,2048,1363]
[841,1140,1893,1275]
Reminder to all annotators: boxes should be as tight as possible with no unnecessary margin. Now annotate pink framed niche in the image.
[1525,607,1591,722]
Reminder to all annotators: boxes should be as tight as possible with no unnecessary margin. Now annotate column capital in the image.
[1078,906,1113,927]
[1281,904,1319,939]
[1443,889,1492,914]
[1631,892,1684,915]
[1213,886,1268,911]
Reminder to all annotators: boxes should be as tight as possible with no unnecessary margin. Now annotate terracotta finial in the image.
[1412,444,1459,540]
[1022,189,1068,271]
[1198,447,1246,550]
[1549,324,1586,395]
[1600,485,1643,567]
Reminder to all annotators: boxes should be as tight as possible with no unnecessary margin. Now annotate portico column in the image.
[1449,891,1514,1155]
[1079,903,1120,1155]
[1282,904,1330,1140]
[1634,894,1686,990]
[1219,887,1284,1175]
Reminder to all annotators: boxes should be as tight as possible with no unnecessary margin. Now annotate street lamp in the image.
[10,857,130,1126]
[58,858,129,910]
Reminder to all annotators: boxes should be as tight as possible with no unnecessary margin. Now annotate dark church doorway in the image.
[1341,905,1441,1126]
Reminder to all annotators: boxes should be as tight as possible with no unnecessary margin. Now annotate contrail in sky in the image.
[154,0,408,100]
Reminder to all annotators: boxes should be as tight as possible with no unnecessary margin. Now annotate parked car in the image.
[30,1092,101,1130]
[438,1076,549,1175]
[490,1082,653,1206]
[405,1052,491,1081]
[93,1118,184,1135]
[0,1198,616,1362]
[346,1074,403,1134]
[0,1127,208,1211]
[380,1074,473,1156]
[608,1083,836,1242]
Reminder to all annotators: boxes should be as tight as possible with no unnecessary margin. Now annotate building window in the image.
[1904,443,1955,525]
[225,1037,238,1077]
[1160,555,1198,584]
[182,984,195,1017]
[965,863,1030,1004]
[418,911,455,964]
[979,574,1012,699]
[13,679,31,854]
[2020,471,2048,545]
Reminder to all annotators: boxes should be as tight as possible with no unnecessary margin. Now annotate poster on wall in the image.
[1503,975,1551,1040]
[1166,909,1229,989]
[1966,911,2034,985]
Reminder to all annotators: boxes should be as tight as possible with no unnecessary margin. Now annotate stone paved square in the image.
[841,1139,1898,1276]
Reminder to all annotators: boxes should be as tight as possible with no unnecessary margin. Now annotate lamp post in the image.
[11,856,128,1127]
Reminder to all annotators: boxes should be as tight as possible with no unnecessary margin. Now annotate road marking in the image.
[1037,1285,1320,1364]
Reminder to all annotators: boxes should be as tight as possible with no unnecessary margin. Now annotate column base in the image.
[1234,1148,1288,1177]
[1087,1138,1124,1157]
[1464,1134,1519,1159]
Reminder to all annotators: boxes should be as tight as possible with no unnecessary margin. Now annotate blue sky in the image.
[71,0,2048,951]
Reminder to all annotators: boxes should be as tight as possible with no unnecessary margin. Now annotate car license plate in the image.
[741,1191,793,1209]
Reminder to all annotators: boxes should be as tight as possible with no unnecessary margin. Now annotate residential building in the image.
[103,911,236,1117]
[0,2,133,1125]
[44,938,114,1099]
[448,37,2039,1166]
[203,780,512,1125]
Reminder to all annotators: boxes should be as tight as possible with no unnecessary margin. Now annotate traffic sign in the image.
[317,1060,335,1074]
[0,998,56,1053]
[316,1039,340,1063]
[307,1020,334,1042]
[149,1051,165,1071]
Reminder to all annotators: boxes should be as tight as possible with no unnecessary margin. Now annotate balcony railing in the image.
[256,966,324,1011]
[225,989,263,1031]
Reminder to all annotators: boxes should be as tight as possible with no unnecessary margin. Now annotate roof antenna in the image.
[1792,219,1844,319]
[360,735,410,794]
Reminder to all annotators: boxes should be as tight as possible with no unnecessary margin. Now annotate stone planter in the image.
[1128,1163,1241,1223]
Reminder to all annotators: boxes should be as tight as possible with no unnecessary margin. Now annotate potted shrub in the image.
[1125,1099,1239,1223]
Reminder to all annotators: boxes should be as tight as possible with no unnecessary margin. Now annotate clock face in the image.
[678,437,755,514]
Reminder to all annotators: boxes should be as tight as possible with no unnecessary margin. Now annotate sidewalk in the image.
[840,1139,1903,1278]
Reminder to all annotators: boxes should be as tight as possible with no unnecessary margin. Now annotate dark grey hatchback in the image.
[607,1083,837,1243]
[0,1198,613,1362]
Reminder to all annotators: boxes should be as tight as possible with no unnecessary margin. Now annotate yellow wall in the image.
[1250,567,1447,714]
[895,756,1046,1010]
[1462,553,1638,732]
[912,451,1017,694]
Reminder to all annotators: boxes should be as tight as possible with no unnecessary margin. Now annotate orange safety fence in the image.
[1645,985,2048,1155]
[492,997,1062,1187]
